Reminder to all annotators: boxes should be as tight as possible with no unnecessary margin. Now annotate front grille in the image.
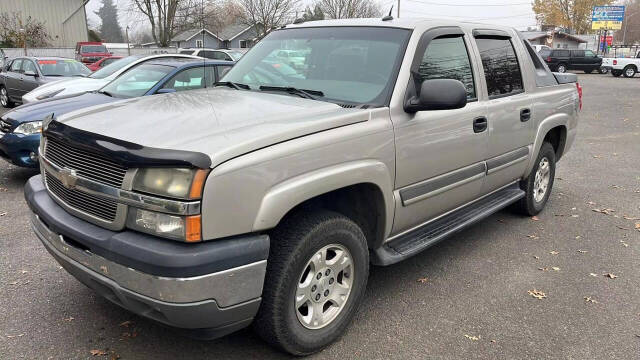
[45,137,127,188]
[45,172,118,222]
[0,119,12,133]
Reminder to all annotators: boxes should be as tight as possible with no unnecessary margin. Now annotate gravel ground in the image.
[0,74,639,359]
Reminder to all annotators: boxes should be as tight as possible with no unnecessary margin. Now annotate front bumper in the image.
[0,132,40,167]
[25,175,270,337]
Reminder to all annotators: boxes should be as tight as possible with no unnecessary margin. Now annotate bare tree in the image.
[130,0,202,47]
[315,0,381,19]
[239,0,300,38]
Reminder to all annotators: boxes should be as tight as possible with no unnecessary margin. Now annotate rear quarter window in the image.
[554,50,570,57]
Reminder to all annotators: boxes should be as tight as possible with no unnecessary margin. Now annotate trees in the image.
[131,0,201,47]
[302,5,325,21]
[532,0,614,34]
[0,12,50,48]
[239,0,300,38]
[96,0,124,42]
[315,0,381,19]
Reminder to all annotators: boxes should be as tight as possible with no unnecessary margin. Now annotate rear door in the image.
[570,50,585,70]
[19,59,40,95]
[472,30,533,194]
[584,50,601,69]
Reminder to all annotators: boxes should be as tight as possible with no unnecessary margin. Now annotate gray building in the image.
[171,23,261,49]
[0,0,89,47]
[521,30,587,50]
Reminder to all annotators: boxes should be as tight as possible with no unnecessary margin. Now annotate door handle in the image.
[520,108,531,122]
[473,116,487,133]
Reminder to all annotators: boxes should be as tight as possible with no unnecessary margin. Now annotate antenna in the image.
[388,5,394,17]
[201,0,206,88]
[382,5,394,21]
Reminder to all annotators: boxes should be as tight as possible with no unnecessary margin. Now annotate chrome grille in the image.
[0,119,11,133]
[45,137,127,188]
[45,172,118,222]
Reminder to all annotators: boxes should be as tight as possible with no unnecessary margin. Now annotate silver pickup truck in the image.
[24,18,580,355]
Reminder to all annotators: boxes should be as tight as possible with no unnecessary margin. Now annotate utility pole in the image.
[126,26,131,56]
[20,28,27,56]
[623,12,637,45]
[397,0,400,18]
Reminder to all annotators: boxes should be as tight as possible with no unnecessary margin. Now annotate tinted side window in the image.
[10,59,23,72]
[555,50,570,57]
[475,37,523,98]
[585,50,596,57]
[571,50,584,57]
[22,60,37,73]
[200,51,216,59]
[217,65,232,79]
[539,49,551,58]
[417,36,476,99]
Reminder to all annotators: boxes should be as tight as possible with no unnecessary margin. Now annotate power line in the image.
[405,9,535,21]
[406,0,531,6]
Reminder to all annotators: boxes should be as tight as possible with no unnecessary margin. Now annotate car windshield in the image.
[99,63,174,98]
[222,27,410,106]
[179,50,195,55]
[89,56,141,79]
[81,45,107,53]
[38,59,91,77]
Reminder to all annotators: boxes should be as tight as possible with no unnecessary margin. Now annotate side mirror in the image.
[24,71,38,77]
[405,79,467,113]
[156,88,176,94]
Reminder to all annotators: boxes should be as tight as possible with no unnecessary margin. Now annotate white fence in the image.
[1,47,178,59]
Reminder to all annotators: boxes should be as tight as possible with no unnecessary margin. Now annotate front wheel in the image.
[599,67,609,74]
[623,65,636,78]
[556,63,567,73]
[514,142,556,216]
[584,68,593,74]
[254,210,369,356]
[0,86,13,108]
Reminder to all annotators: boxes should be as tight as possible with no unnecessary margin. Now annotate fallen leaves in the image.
[622,215,640,220]
[119,320,133,328]
[584,296,598,304]
[577,250,588,253]
[0,212,6,217]
[62,317,74,322]
[416,277,429,284]
[6,333,24,338]
[620,241,629,247]
[531,216,540,221]
[603,273,618,279]
[589,273,598,277]
[539,267,560,272]
[528,289,547,300]
[464,334,479,341]
[549,251,559,255]
[527,234,539,239]
[592,208,615,215]
[90,349,107,356]
[635,222,640,230]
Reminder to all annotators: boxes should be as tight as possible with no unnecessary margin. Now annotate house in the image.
[171,23,261,49]
[521,30,587,50]
[0,0,88,47]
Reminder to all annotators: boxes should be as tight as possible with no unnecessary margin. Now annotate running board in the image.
[372,184,525,266]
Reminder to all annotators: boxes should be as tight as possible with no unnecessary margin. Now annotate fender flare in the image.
[252,160,395,241]
[524,113,569,176]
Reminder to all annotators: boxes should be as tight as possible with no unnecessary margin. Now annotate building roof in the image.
[521,30,587,43]
[172,28,221,42]
[172,23,260,43]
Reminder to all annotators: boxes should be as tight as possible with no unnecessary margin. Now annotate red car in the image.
[86,56,123,71]
[75,42,111,64]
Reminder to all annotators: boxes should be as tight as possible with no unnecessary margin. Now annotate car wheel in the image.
[0,86,13,108]
[254,210,369,356]
[599,67,609,74]
[556,64,567,73]
[584,68,593,74]
[612,70,622,77]
[623,65,636,78]
[514,142,556,216]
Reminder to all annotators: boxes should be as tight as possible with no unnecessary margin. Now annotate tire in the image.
[513,142,556,216]
[0,86,13,108]
[556,63,567,73]
[599,67,609,74]
[612,70,622,77]
[584,69,593,74]
[623,65,636,78]
[254,210,369,356]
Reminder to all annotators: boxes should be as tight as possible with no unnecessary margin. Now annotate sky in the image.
[85,0,539,33]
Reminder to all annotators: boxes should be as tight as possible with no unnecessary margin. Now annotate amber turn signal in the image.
[185,215,202,242]
[189,169,209,199]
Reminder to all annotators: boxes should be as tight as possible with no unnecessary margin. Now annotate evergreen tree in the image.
[95,0,124,42]
[302,5,325,21]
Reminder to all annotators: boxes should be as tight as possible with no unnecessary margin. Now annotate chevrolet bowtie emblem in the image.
[59,168,78,189]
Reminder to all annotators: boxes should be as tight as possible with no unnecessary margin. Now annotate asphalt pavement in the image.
[1,74,639,359]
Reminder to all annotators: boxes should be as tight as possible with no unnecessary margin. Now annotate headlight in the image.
[132,168,208,200]
[13,121,43,135]
[126,208,201,242]
[36,88,64,100]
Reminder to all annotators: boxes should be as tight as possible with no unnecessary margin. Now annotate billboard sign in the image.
[592,6,625,30]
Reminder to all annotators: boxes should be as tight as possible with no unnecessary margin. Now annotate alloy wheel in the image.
[533,157,551,203]
[0,88,7,107]
[295,244,354,330]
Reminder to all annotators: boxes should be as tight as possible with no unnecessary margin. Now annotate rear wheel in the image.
[556,63,567,73]
[623,65,636,78]
[514,142,556,216]
[584,68,593,74]
[254,210,369,356]
[599,67,609,74]
[612,70,622,77]
[0,86,13,108]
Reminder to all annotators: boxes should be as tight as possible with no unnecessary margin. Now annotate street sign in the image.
[592,6,625,30]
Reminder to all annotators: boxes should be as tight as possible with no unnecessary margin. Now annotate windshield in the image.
[222,27,410,106]
[89,56,141,79]
[81,45,107,53]
[179,50,195,55]
[38,59,91,77]
[99,63,174,98]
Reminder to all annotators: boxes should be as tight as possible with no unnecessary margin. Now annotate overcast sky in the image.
[85,0,538,33]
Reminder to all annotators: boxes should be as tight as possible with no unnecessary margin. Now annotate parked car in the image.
[0,48,6,69]
[178,48,246,61]
[75,42,111,64]
[24,18,579,355]
[87,56,123,72]
[532,44,551,53]
[0,57,91,108]
[22,53,202,104]
[272,49,307,69]
[606,51,640,77]
[0,58,233,168]
[540,48,602,73]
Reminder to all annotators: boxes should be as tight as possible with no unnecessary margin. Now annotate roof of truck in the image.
[285,17,515,32]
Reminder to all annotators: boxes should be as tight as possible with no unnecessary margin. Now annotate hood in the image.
[23,78,109,103]
[56,88,370,167]
[4,92,118,124]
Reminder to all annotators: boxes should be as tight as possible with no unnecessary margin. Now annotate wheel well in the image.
[624,64,637,70]
[543,126,567,160]
[275,183,386,250]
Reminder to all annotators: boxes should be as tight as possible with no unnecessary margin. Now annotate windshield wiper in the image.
[259,86,324,100]
[98,90,114,97]
[214,81,250,90]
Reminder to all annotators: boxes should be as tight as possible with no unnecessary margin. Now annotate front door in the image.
[391,28,489,235]
[473,34,533,194]
[18,59,40,96]
[570,50,585,70]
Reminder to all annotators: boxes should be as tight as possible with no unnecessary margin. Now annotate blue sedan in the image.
[0,58,233,167]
